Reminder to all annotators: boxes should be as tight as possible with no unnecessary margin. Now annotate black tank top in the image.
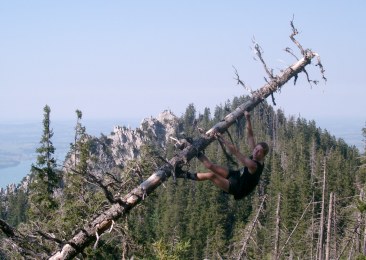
[232,159,264,200]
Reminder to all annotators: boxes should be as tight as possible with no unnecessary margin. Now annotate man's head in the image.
[258,142,269,156]
[252,142,269,161]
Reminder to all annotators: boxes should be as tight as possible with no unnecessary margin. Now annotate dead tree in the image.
[237,195,267,260]
[362,189,366,256]
[318,157,327,260]
[325,192,334,260]
[311,192,316,259]
[276,198,313,259]
[273,193,281,259]
[333,193,338,258]
[0,22,325,259]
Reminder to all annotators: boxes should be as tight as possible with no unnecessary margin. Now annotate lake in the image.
[0,118,140,189]
[0,116,364,189]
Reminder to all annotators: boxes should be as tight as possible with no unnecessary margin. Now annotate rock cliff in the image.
[0,110,180,197]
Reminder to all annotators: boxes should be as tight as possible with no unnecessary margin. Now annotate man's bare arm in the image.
[217,135,257,173]
[245,111,256,151]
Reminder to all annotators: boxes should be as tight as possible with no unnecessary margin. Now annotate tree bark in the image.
[325,192,334,260]
[333,193,337,258]
[318,157,327,260]
[311,192,316,259]
[273,193,281,260]
[48,50,318,260]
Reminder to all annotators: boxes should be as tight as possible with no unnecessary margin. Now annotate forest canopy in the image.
[0,97,364,259]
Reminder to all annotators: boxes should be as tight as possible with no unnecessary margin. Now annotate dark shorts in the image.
[227,170,242,198]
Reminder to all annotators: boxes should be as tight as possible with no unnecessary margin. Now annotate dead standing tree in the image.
[1,21,326,259]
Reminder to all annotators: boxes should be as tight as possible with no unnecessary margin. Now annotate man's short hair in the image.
[257,142,269,156]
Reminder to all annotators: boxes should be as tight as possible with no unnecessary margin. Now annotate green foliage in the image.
[130,99,362,259]
[152,238,191,260]
[6,190,28,226]
[28,105,59,222]
[357,199,366,213]
[58,110,108,238]
[1,98,364,259]
[181,103,197,136]
[356,255,366,260]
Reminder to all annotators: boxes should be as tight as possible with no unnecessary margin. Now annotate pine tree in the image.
[28,105,59,222]
[6,189,28,226]
[60,110,103,236]
[181,103,197,136]
[3,99,361,259]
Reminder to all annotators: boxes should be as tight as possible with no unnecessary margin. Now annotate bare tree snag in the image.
[333,193,338,258]
[237,195,267,260]
[45,26,324,259]
[273,193,281,259]
[276,199,313,260]
[318,157,327,260]
[362,189,366,256]
[311,192,316,259]
[325,192,334,260]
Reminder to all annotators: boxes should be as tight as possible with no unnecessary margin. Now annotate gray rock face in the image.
[1,110,180,196]
[106,110,179,167]
[62,109,180,175]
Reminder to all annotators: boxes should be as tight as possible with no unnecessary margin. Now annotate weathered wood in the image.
[273,193,281,259]
[318,157,327,260]
[325,192,334,260]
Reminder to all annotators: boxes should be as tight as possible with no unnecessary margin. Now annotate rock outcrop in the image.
[1,110,180,197]
[110,109,179,165]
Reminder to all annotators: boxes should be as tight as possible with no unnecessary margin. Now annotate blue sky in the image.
[1,1,365,133]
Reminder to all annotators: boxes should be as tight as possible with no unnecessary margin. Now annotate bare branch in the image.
[284,47,300,60]
[252,39,274,80]
[271,93,277,106]
[87,173,116,203]
[302,67,319,88]
[233,66,253,95]
[277,198,313,259]
[36,230,65,245]
[290,16,305,55]
[237,195,267,260]
[286,18,327,89]
[315,53,327,82]
[71,168,116,203]
[104,171,124,185]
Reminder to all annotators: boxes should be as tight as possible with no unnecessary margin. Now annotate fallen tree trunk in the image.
[48,47,320,259]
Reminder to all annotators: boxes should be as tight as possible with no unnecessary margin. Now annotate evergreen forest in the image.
[1,98,366,259]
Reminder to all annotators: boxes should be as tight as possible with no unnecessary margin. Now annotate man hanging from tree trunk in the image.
[176,111,269,200]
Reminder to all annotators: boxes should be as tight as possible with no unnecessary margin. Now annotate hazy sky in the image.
[1,1,365,128]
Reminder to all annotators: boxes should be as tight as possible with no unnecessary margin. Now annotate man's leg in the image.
[195,153,231,192]
[195,171,230,193]
[197,153,229,179]
[175,153,231,192]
